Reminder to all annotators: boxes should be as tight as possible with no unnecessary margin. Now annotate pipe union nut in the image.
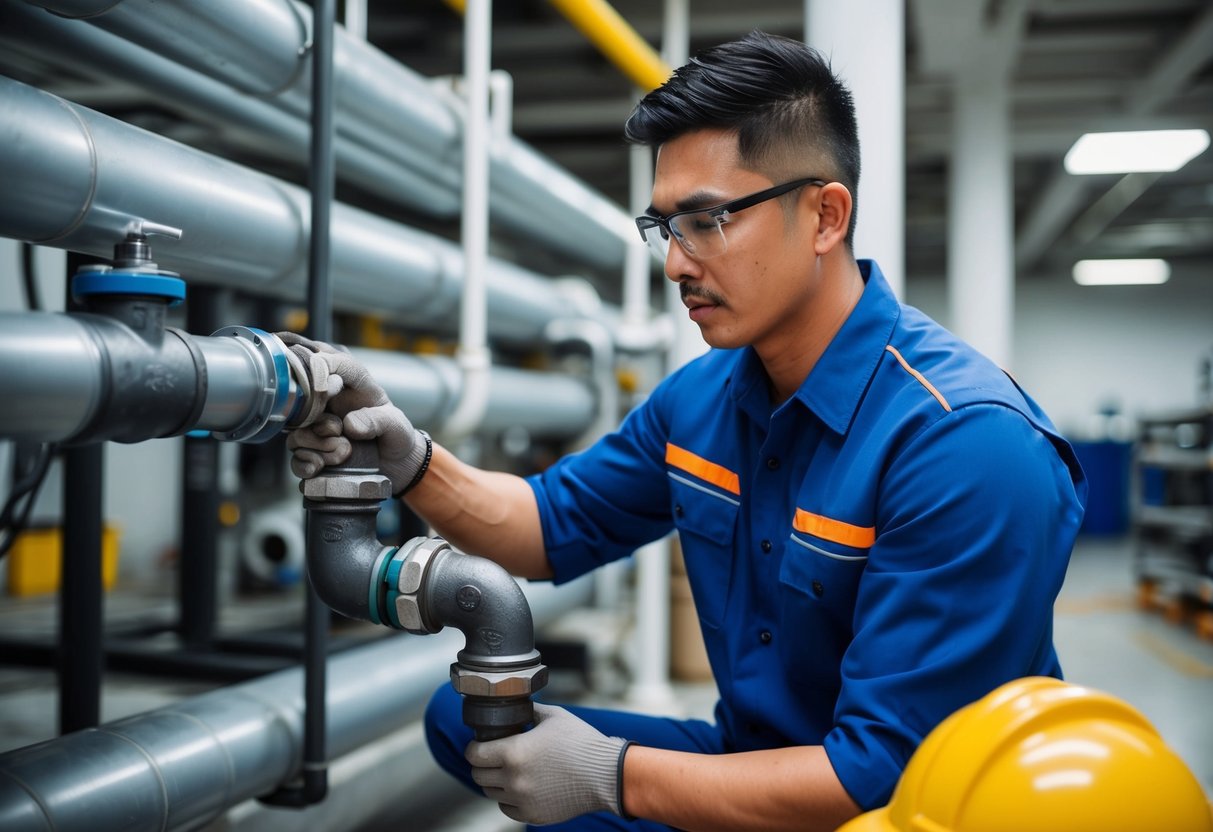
[450,663,549,698]
[302,473,392,501]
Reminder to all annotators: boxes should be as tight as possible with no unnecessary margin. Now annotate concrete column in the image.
[948,63,1014,368]
[806,0,905,298]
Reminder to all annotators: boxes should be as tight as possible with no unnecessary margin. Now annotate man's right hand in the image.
[278,333,431,496]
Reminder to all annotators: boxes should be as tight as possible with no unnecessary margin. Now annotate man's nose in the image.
[664,238,701,282]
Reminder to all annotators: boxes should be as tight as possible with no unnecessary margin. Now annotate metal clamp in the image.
[209,326,302,443]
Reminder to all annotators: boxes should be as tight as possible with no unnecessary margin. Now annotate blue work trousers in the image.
[425,683,726,831]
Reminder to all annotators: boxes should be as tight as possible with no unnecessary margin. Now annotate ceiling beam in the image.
[1015,2,1213,268]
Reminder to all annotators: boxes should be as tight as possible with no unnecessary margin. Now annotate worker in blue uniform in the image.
[283,30,1087,832]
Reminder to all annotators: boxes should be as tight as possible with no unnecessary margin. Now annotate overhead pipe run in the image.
[0,74,617,347]
[20,0,633,271]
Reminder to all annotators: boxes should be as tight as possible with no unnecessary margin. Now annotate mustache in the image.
[679,283,727,307]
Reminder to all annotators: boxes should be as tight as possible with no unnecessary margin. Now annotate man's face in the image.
[650,129,820,353]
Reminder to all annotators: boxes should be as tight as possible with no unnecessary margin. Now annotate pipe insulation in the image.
[0,577,594,832]
[0,75,611,346]
[16,0,633,270]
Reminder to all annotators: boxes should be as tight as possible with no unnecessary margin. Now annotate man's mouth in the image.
[680,284,725,311]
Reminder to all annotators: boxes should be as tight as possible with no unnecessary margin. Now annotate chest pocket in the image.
[668,471,740,631]
[780,510,872,636]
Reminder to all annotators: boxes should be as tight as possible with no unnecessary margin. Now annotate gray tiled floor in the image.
[1,535,1210,829]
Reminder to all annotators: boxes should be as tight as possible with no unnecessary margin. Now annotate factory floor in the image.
[0,535,1210,831]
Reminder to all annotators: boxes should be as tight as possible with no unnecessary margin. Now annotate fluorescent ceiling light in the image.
[1064,129,1210,175]
[1072,259,1170,286]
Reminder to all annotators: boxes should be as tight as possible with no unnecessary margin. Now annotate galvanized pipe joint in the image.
[302,442,547,740]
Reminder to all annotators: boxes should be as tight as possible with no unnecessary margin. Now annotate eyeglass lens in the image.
[640,211,725,260]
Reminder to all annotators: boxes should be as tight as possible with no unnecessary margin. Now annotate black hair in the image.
[625,30,860,248]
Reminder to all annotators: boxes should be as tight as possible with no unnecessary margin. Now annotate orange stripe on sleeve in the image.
[665,443,741,495]
[793,509,876,548]
[885,345,952,412]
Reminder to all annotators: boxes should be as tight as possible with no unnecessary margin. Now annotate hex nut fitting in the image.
[302,473,392,501]
[450,663,549,698]
[392,537,451,633]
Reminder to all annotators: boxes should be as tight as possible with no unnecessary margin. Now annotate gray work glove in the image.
[276,333,430,496]
[466,703,631,825]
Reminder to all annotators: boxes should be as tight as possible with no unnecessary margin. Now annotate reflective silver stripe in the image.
[668,471,741,507]
[789,533,870,561]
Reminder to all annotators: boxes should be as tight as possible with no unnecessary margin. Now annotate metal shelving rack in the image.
[1131,405,1213,637]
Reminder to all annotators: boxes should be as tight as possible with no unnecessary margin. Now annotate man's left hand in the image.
[466,703,631,825]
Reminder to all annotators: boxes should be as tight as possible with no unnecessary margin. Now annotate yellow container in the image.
[6,525,121,596]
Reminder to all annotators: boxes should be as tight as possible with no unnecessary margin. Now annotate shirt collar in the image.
[728,259,901,435]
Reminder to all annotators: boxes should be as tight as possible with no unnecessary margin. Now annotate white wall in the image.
[0,238,183,585]
[906,267,1213,438]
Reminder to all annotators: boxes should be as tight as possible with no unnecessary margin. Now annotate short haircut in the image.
[625,30,860,249]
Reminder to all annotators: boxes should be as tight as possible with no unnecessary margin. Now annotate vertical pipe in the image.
[627,0,690,710]
[442,0,493,440]
[949,64,1013,368]
[262,0,338,806]
[805,0,905,298]
[303,0,336,802]
[58,252,104,734]
[344,0,368,41]
[623,138,654,330]
[180,288,227,648]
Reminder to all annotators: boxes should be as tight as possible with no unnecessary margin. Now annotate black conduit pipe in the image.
[261,0,335,808]
[58,252,104,735]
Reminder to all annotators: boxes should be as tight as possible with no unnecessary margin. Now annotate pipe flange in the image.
[383,536,450,633]
[209,326,303,443]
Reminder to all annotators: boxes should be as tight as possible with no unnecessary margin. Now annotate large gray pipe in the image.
[0,3,461,218]
[0,74,609,346]
[0,578,593,832]
[17,0,633,270]
[0,313,595,444]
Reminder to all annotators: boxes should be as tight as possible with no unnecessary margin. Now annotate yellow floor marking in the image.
[1055,593,1137,615]
[1132,631,1213,679]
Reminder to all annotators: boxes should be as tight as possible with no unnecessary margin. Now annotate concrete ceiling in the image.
[2,0,1210,294]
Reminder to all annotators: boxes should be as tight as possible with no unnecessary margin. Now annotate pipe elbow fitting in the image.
[377,536,540,669]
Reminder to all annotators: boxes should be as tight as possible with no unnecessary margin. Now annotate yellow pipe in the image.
[444,0,671,92]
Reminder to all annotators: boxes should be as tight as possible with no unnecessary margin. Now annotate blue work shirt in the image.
[528,260,1087,810]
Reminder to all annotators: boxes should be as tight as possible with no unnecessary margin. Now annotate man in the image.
[285,31,1086,832]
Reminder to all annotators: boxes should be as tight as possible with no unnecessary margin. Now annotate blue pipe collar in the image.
[72,267,185,306]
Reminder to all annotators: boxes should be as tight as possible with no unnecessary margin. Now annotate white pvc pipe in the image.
[436,0,492,442]
[626,0,692,711]
[344,0,367,41]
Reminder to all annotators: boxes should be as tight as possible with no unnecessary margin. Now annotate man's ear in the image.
[812,182,852,255]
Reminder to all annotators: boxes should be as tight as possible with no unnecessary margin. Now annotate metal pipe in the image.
[0,74,609,347]
[0,4,459,217]
[20,0,633,270]
[442,0,493,441]
[0,578,593,832]
[299,0,337,804]
[0,315,597,444]
[547,0,672,91]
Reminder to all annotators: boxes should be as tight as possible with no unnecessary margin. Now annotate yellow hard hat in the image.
[837,677,1213,832]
